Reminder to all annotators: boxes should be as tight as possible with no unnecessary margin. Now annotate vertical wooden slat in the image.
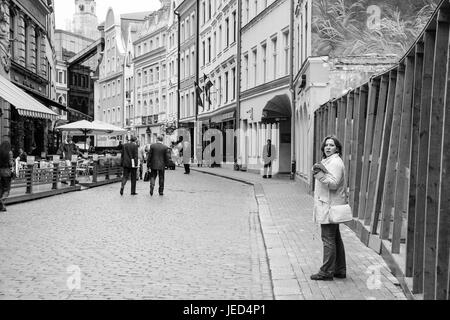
[337,97,346,142]
[323,104,329,138]
[344,92,354,191]
[380,64,405,240]
[371,71,398,234]
[406,41,424,278]
[392,56,415,254]
[364,75,389,226]
[414,31,435,295]
[358,78,379,220]
[436,33,450,299]
[349,88,360,207]
[329,100,337,135]
[425,11,449,300]
[350,86,367,217]
[313,110,318,168]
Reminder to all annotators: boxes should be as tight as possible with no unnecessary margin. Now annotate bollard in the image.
[52,162,59,190]
[105,159,110,180]
[70,162,77,186]
[92,161,98,183]
[26,164,34,194]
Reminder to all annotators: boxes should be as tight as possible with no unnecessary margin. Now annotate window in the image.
[252,48,257,86]
[156,66,160,81]
[207,37,211,63]
[9,9,15,59]
[232,11,237,43]
[208,0,212,20]
[35,31,40,74]
[202,41,206,66]
[218,76,222,105]
[283,30,289,75]
[24,19,29,67]
[218,25,222,53]
[150,69,153,83]
[232,67,236,100]
[243,53,249,90]
[202,1,206,25]
[225,18,229,47]
[186,18,190,38]
[186,54,190,77]
[245,0,249,23]
[254,0,258,16]
[118,80,121,96]
[225,71,229,102]
[272,37,277,79]
[213,32,216,58]
[144,70,148,85]
[262,42,267,82]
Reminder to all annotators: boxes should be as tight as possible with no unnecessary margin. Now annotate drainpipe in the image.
[235,0,242,168]
[174,10,181,128]
[290,0,296,180]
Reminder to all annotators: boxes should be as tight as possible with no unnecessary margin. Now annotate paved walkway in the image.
[191,166,407,300]
[0,170,273,300]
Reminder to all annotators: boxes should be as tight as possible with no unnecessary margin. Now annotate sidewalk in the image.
[190,166,408,300]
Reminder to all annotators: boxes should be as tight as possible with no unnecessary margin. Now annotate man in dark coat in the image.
[147,135,170,196]
[120,135,139,196]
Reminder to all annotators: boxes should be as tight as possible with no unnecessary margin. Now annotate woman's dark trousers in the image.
[319,224,346,277]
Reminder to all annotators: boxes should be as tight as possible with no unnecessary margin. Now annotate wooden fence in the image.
[314,0,450,300]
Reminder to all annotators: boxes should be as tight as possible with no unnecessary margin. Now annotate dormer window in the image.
[79,4,84,11]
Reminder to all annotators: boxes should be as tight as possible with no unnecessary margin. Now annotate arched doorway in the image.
[261,94,292,174]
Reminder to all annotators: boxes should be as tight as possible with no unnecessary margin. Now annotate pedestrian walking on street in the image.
[181,138,191,174]
[137,140,146,180]
[120,136,139,196]
[0,141,14,212]
[310,135,347,281]
[147,135,170,196]
[262,139,276,178]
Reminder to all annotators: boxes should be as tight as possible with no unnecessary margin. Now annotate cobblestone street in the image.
[0,170,273,300]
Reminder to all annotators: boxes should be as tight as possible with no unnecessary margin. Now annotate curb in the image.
[191,167,301,300]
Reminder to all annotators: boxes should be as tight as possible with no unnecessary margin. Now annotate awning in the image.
[0,74,58,120]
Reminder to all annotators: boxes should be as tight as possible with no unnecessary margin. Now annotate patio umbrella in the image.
[56,120,125,150]
[91,120,127,135]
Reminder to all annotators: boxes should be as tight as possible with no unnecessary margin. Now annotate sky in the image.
[53,0,163,30]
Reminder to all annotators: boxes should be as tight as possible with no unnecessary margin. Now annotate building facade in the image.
[239,0,292,174]
[72,0,100,40]
[0,0,62,156]
[133,2,170,146]
[198,0,238,167]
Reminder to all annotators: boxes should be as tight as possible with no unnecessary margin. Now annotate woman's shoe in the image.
[310,273,333,281]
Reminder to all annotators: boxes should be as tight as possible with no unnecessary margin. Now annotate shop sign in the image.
[27,156,35,165]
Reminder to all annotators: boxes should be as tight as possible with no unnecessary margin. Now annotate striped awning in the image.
[0,74,58,120]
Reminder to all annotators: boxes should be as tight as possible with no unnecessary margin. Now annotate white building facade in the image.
[239,0,292,174]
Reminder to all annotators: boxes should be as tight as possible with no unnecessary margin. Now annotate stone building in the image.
[132,1,171,146]
[0,0,61,156]
[72,0,100,40]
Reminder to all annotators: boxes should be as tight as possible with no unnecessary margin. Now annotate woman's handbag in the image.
[143,170,150,182]
[329,204,353,224]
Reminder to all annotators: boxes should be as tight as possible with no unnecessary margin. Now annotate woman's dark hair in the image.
[320,135,343,159]
[0,141,12,167]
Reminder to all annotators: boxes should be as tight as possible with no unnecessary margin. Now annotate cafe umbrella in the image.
[56,120,125,150]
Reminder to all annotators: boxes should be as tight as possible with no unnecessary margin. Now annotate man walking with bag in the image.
[262,139,276,178]
[147,135,170,196]
[120,135,139,196]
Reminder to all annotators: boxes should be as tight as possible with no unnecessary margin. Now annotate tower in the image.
[72,0,100,40]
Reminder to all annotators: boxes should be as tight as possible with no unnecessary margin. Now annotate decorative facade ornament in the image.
[0,0,11,74]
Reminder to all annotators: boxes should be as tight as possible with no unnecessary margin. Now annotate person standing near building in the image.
[59,135,82,162]
[120,136,139,196]
[147,135,170,196]
[310,135,347,281]
[0,141,14,212]
[262,139,276,178]
[181,138,191,174]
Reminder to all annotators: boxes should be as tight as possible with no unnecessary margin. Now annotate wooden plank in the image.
[424,17,449,300]
[413,31,435,295]
[323,104,329,138]
[329,100,337,135]
[344,92,354,192]
[406,41,424,278]
[365,75,389,226]
[358,78,380,220]
[392,56,415,254]
[350,86,368,217]
[336,98,344,141]
[435,50,450,300]
[371,71,398,234]
[380,64,406,240]
[349,88,360,207]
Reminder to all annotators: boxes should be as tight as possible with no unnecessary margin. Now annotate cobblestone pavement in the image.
[191,167,408,300]
[0,170,273,300]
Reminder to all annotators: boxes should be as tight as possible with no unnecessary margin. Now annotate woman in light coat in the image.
[311,135,347,281]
